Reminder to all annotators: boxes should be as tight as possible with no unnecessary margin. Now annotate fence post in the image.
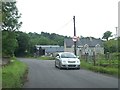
[109,53,111,66]
[85,53,88,62]
[93,51,96,66]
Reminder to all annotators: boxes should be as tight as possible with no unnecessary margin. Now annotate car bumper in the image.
[61,64,80,69]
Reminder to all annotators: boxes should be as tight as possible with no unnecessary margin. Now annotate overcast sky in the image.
[16,0,119,38]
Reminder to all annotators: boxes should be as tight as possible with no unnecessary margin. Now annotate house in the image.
[34,45,64,56]
[64,37,104,56]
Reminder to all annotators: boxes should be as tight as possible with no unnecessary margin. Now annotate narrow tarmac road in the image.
[18,58,118,88]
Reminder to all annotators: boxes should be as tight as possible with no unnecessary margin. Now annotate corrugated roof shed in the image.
[35,45,64,53]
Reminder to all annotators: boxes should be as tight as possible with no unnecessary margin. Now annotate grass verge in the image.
[2,57,28,88]
[0,68,2,89]
[81,60,118,76]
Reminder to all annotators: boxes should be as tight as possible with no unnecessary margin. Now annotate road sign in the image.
[72,36,78,42]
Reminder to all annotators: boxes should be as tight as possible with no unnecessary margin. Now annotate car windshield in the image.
[61,53,76,58]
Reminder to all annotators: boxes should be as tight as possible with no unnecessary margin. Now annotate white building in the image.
[64,38,104,56]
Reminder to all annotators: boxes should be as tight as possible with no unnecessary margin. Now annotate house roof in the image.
[35,45,60,48]
[46,46,64,53]
[64,38,103,47]
[35,45,64,53]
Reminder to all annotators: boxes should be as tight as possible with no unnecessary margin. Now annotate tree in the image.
[29,32,70,46]
[103,39,117,53]
[0,1,2,22]
[2,1,22,31]
[2,1,22,57]
[10,31,70,57]
[15,31,30,57]
[102,31,112,41]
[2,30,18,56]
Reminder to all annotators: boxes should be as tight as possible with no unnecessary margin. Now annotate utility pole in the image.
[115,27,118,53]
[73,16,77,55]
[115,27,118,38]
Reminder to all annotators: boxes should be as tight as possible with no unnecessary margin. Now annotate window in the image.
[66,46,71,48]
[61,53,76,58]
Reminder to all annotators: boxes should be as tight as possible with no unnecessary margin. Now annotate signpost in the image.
[73,16,78,55]
[72,36,78,42]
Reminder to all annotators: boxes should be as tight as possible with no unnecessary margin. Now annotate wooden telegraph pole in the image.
[73,16,77,55]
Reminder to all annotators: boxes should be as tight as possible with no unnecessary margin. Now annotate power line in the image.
[56,19,72,31]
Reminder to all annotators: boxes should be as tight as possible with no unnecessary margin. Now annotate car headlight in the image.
[62,60,66,63]
[77,61,80,63]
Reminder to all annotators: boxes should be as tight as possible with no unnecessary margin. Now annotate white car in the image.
[55,52,80,69]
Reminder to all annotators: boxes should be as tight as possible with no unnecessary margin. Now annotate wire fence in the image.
[81,52,119,67]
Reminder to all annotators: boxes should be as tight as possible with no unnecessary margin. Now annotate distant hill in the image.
[28,31,71,46]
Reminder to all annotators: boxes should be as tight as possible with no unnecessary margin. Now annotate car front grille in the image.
[68,61,76,63]
[68,65,76,67]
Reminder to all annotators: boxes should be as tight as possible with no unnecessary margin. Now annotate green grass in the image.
[81,60,118,76]
[37,56,55,60]
[0,68,2,89]
[0,13,2,22]
[2,58,28,88]
[95,59,118,68]
[97,59,118,64]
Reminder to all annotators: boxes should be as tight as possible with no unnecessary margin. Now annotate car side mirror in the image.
[56,56,60,59]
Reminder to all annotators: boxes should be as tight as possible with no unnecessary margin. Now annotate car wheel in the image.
[59,62,62,70]
[55,61,57,68]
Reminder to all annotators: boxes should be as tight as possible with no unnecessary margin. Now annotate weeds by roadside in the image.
[81,60,118,76]
[2,58,28,88]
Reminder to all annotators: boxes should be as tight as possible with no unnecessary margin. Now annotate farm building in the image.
[34,45,64,56]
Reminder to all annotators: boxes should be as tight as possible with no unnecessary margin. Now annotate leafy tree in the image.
[104,39,117,53]
[102,31,112,41]
[2,30,18,56]
[2,1,22,31]
[15,31,30,57]
[41,32,69,46]
[2,1,22,57]
[2,30,70,57]
[0,2,1,23]
[28,32,69,46]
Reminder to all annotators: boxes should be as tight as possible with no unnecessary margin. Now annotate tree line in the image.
[2,30,119,57]
[2,30,71,57]
[1,1,119,57]
[15,31,70,57]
